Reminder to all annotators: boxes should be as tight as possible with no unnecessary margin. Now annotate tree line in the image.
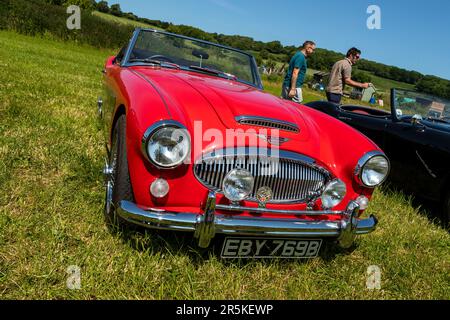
[10,0,450,99]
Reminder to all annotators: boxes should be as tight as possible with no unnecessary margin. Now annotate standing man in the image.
[326,47,371,104]
[282,41,316,103]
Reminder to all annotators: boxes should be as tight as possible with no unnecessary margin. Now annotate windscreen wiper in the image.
[128,58,180,69]
[188,65,236,80]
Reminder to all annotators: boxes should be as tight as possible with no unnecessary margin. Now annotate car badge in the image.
[256,186,273,208]
[257,134,289,146]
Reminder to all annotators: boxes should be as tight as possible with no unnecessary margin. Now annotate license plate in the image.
[221,237,322,259]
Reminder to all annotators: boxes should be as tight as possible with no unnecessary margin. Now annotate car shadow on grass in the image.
[383,185,449,231]
[409,197,449,231]
[109,222,355,265]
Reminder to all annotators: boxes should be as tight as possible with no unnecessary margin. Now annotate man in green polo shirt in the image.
[282,41,316,103]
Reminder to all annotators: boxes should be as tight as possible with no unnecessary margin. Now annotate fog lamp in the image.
[222,168,254,202]
[321,179,347,209]
[150,178,169,198]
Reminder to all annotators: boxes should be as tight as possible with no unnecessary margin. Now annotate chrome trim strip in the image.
[197,147,316,164]
[216,204,340,215]
[117,194,378,248]
[235,116,299,133]
[123,28,141,67]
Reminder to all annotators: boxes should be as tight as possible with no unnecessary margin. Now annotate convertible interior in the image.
[340,105,391,117]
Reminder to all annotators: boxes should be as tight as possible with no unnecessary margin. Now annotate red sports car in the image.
[99,28,390,258]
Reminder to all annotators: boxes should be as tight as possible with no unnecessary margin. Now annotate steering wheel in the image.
[148,55,175,63]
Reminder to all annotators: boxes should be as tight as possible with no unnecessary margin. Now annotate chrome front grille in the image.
[194,149,329,203]
[236,116,299,133]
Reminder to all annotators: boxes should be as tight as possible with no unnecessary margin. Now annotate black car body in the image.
[305,88,450,219]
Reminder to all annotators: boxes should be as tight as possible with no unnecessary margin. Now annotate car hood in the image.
[131,66,310,139]
[129,67,379,174]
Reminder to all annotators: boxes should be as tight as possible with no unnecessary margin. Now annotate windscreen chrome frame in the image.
[121,28,263,89]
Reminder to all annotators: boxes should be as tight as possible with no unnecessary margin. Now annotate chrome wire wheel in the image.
[104,176,113,217]
[104,128,118,220]
[103,115,134,228]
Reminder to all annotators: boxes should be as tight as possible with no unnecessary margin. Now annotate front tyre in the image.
[443,189,450,226]
[104,115,134,227]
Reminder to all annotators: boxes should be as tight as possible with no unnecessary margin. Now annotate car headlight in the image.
[222,168,254,202]
[142,120,190,168]
[354,151,390,187]
[321,179,347,209]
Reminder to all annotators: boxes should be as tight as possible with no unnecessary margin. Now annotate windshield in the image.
[393,89,450,123]
[126,29,261,87]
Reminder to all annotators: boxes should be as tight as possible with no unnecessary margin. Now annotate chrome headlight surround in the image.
[354,151,390,188]
[141,120,191,169]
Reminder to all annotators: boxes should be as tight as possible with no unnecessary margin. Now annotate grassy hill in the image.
[1,30,449,299]
[92,11,162,30]
[357,69,415,92]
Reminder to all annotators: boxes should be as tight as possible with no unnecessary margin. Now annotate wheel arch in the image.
[112,104,126,138]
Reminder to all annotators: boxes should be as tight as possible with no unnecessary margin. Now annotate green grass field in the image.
[0,31,449,299]
[357,69,415,92]
[92,11,162,30]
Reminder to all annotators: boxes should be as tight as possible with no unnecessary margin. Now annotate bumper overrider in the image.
[117,191,378,248]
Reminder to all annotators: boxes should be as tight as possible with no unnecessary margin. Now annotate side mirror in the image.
[192,49,209,60]
[411,114,423,125]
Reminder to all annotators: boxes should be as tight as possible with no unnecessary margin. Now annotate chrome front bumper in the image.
[117,192,378,248]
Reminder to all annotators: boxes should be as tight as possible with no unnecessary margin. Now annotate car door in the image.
[383,119,449,200]
[102,57,123,147]
[335,108,390,150]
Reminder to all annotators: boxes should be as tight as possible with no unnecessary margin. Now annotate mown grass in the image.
[0,31,449,300]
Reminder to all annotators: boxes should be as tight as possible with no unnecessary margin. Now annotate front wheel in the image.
[104,115,134,227]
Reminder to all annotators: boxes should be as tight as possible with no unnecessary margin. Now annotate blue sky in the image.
[112,0,450,80]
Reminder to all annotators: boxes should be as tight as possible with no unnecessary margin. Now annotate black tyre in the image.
[443,189,450,225]
[104,115,134,227]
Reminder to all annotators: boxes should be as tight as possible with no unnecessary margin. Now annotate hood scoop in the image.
[235,116,300,133]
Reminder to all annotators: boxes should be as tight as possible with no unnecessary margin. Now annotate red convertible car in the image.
[99,28,390,258]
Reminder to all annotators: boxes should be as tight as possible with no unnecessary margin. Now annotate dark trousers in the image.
[326,92,342,104]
